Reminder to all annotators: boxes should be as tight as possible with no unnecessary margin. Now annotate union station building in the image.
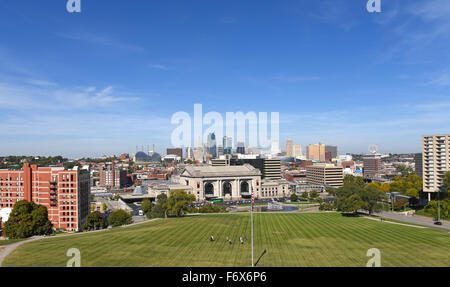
[178,164,289,201]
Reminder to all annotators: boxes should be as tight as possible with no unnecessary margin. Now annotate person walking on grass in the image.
[210,235,214,242]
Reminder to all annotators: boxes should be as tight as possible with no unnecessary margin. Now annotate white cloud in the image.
[56,32,144,53]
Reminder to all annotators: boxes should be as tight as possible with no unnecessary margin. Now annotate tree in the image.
[395,164,414,177]
[443,171,450,192]
[141,198,152,218]
[300,191,309,200]
[150,193,169,218]
[290,193,299,202]
[343,175,364,188]
[424,199,449,221]
[102,203,108,212]
[334,178,384,215]
[389,174,422,198]
[309,190,319,200]
[365,182,381,191]
[198,203,227,213]
[337,193,365,214]
[360,186,386,215]
[3,200,53,239]
[107,209,132,227]
[405,187,419,198]
[393,198,409,211]
[166,190,196,217]
[319,202,335,211]
[150,203,166,218]
[380,183,390,193]
[82,211,108,231]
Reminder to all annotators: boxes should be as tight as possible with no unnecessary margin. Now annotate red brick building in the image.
[0,163,90,231]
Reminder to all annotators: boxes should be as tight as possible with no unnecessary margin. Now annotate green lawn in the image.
[3,213,449,267]
[0,238,26,246]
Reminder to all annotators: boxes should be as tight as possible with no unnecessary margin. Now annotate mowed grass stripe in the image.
[3,213,449,267]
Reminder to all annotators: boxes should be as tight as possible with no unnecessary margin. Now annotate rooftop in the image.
[181,164,261,177]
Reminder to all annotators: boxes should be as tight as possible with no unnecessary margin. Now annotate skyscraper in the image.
[293,144,303,158]
[414,153,423,178]
[236,142,245,154]
[422,134,450,200]
[306,143,325,161]
[223,136,233,155]
[286,139,294,157]
[325,145,338,159]
[207,133,217,158]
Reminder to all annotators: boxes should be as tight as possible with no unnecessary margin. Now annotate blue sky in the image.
[0,0,449,157]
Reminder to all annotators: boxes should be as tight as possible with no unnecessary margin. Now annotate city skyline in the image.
[1,0,450,157]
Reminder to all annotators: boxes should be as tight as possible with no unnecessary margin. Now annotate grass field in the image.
[0,238,26,246]
[3,213,449,267]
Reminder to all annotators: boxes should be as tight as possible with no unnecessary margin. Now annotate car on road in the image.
[434,221,442,225]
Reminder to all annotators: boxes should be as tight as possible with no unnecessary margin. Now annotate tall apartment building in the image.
[223,136,233,155]
[99,163,127,188]
[236,142,245,154]
[206,133,217,158]
[414,153,423,177]
[363,154,381,179]
[0,163,90,231]
[306,164,343,188]
[286,139,294,157]
[422,134,450,199]
[325,145,338,159]
[293,145,303,158]
[306,143,325,162]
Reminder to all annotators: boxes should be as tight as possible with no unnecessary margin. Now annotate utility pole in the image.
[438,190,440,222]
[251,186,254,267]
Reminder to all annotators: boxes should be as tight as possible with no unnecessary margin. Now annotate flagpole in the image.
[251,186,254,267]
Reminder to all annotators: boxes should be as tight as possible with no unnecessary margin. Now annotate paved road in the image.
[368,211,450,230]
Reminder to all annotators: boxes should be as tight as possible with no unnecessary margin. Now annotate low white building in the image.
[260,179,289,198]
[179,164,261,201]
[178,164,289,201]
[0,207,12,223]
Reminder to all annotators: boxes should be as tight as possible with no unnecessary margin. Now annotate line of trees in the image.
[329,175,386,215]
[82,209,132,231]
[142,190,196,219]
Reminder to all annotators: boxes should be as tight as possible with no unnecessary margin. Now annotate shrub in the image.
[107,209,132,227]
